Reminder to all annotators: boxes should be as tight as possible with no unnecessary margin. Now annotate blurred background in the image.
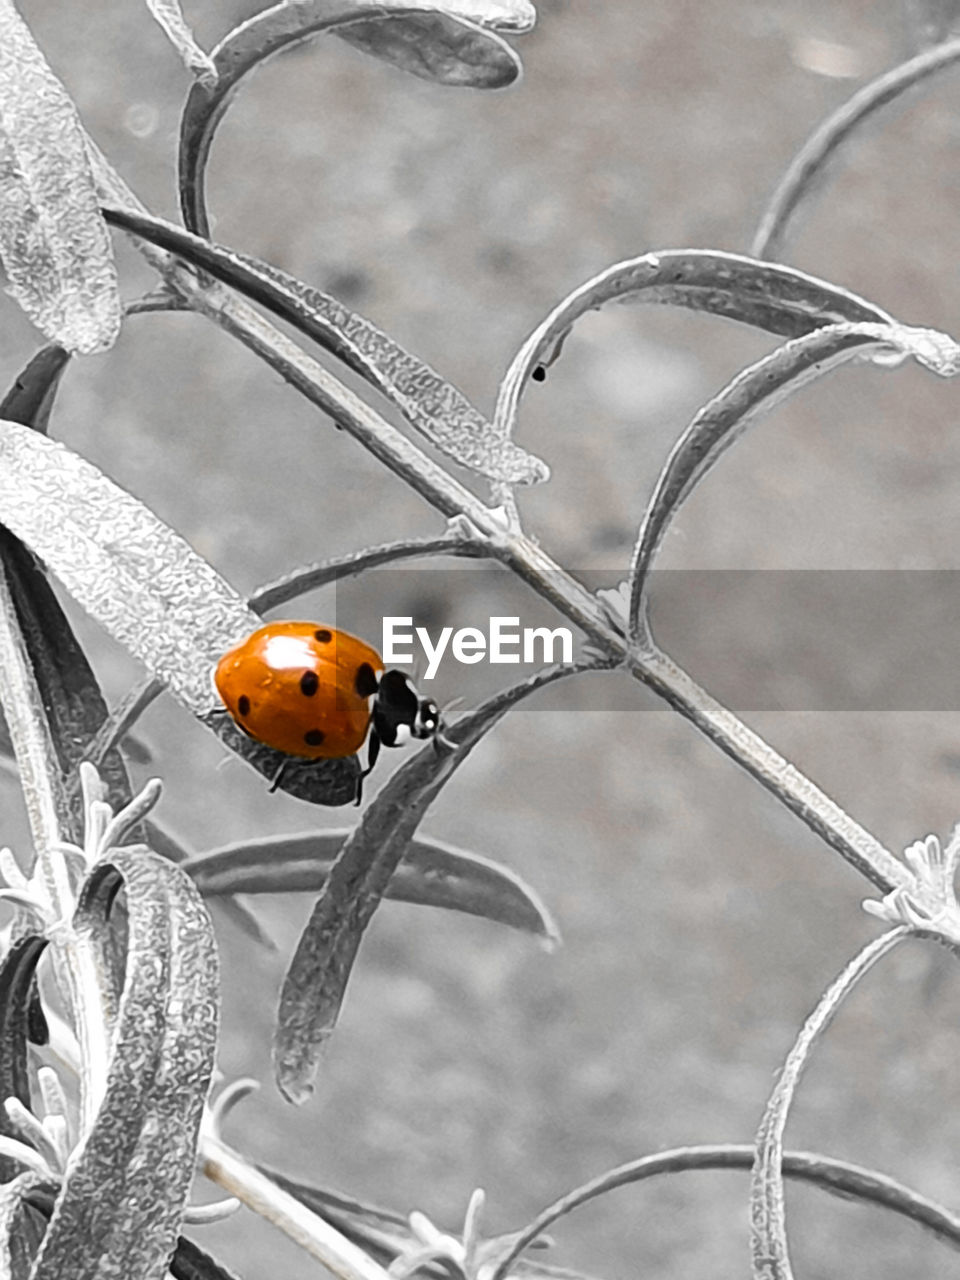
[10,0,960,1274]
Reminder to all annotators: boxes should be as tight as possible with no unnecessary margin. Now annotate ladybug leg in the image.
[353,730,382,805]
[268,758,290,794]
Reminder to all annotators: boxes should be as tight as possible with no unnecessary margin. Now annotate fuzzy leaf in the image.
[0,1,120,353]
[31,849,219,1280]
[0,418,353,804]
[493,250,895,441]
[751,928,908,1280]
[275,663,596,1102]
[184,830,559,943]
[753,37,960,260]
[628,321,960,629]
[0,348,135,835]
[105,208,548,485]
[144,0,217,83]
[179,0,525,238]
[0,1171,51,1280]
[0,937,47,1184]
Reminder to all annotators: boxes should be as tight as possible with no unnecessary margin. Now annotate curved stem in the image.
[111,194,907,896]
[753,36,960,260]
[488,1140,960,1280]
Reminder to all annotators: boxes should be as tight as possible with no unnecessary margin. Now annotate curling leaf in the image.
[144,0,217,84]
[184,831,559,943]
[105,208,548,486]
[0,937,47,1184]
[628,321,960,634]
[31,850,218,1280]
[0,1,120,353]
[493,250,895,441]
[275,662,598,1102]
[487,1140,960,1280]
[751,928,908,1280]
[752,37,960,261]
[178,0,525,237]
[0,418,353,803]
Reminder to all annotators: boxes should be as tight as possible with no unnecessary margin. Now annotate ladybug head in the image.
[373,669,440,748]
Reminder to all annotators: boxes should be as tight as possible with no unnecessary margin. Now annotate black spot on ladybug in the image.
[304,729,326,747]
[354,662,378,698]
[314,629,332,643]
[237,695,251,717]
[532,366,546,383]
[300,670,319,697]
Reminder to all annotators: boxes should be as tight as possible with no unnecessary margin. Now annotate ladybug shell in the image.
[214,622,383,760]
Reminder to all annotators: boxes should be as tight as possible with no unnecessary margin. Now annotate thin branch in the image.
[753,36,960,260]
[200,1132,393,1280]
[488,1140,960,1280]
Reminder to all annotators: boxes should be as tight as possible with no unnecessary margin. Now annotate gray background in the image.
[10,1,960,1275]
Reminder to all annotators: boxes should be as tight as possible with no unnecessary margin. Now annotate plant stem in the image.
[199,1133,393,1280]
[115,222,909,894]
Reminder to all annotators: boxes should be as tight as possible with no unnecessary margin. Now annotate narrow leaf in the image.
[0,418,352,803]
[168,1236,243,1280]
[493,250,895,441]
[184,831,559,943]
[32,850,219,1280]
[146,821,277,951]
[751,928,908,1280]
[178,0,524,238]
[752,37,960,261]
[275,662,598,1102]
[628,322,960,632]
[259,1170,567,1279]
[0,349,134,834]
[0,1,120,353]
[144,0,217,84]
[0,937,47,1183]
[249,534,487,614]
[0,1171,50,1280]
[486,1140,960,1280]
[23,1188,241,1280]
[104,209,547,486]
[0,347,69,436]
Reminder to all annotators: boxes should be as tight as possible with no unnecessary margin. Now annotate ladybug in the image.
[214,621,441,797]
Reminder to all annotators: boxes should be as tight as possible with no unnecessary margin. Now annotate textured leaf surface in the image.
[493,250,895,441]
[184,830,558,942]
[0,937,47,1184]
[0,1171,50,1280]
[629,321,960,628]
[751,929,908,1280]
[275,663,595,1102]
[144,0,217,82]
[105,208,547,485]
[0,419,352,804]
[0,349,135,834]
[31,850,219,1280]
[0,1,120,353]
[179,0,525,237]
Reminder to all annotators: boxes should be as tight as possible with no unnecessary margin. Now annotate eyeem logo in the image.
[383,617,574,680]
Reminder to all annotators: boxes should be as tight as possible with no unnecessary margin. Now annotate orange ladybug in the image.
[214,621,440,794]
